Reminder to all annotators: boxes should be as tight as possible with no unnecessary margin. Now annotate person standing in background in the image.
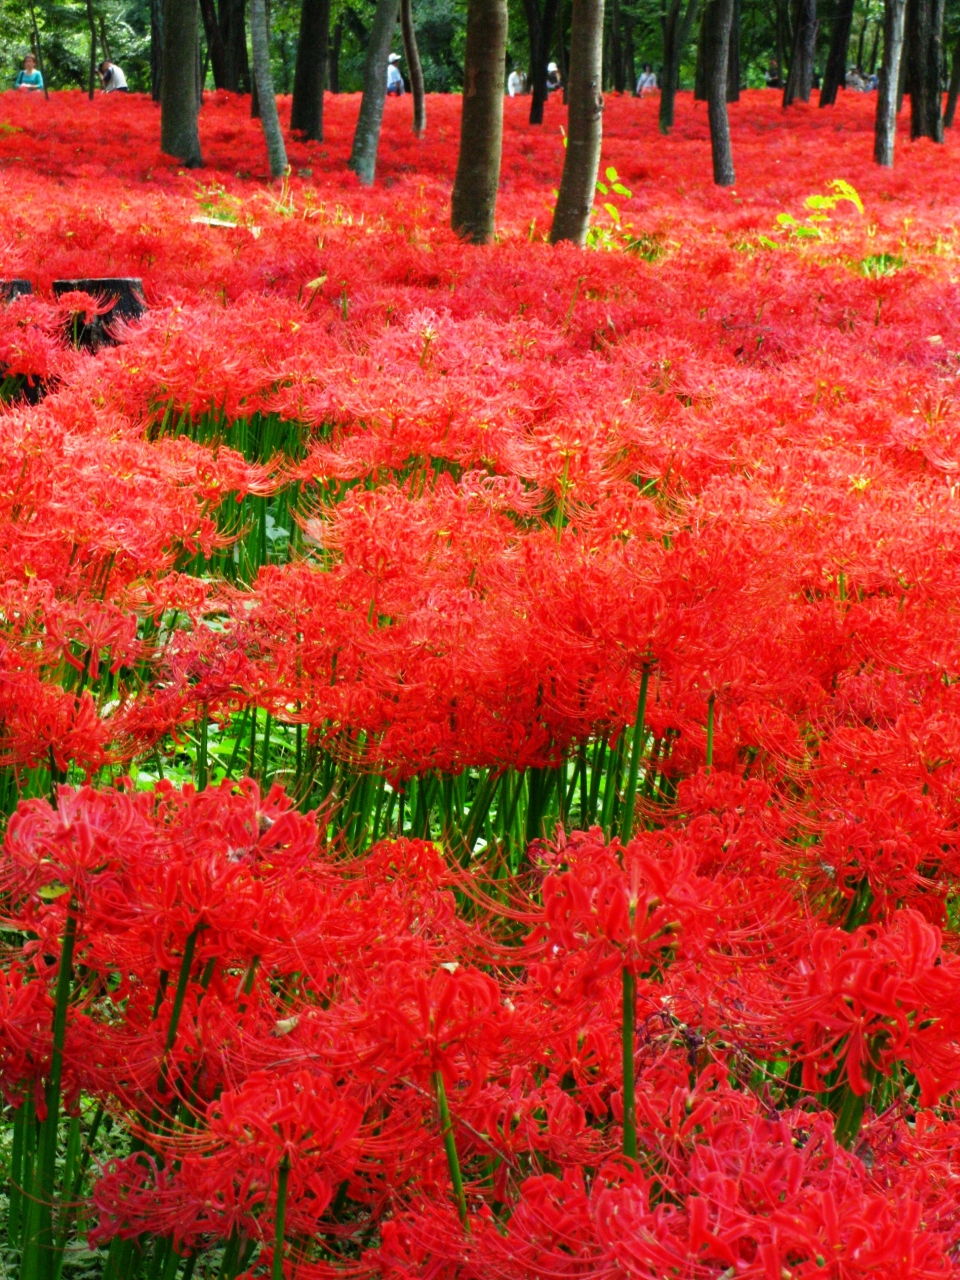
[636,63,658,95]
[14,53,43,92]
[386,52,404,96]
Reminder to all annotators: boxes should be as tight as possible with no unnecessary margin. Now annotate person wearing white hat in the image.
[386,52,404,96]
[546,61,562,93]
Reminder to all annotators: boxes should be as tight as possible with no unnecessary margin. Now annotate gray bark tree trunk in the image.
[906,0,945,139]
[400,0,427,134]
[348,0,402,185]
[820,0,855,104]
[875,0,907,164]
[550,0,604,244]
[85,0,97,100]
[726,0,740,99]
[451,0,508,242]
[783,0,817,104]
[250,0,287,177]
[701,0,736,184]
[291,0,331,139]
[660,0,699,130]
[161,0,203,166]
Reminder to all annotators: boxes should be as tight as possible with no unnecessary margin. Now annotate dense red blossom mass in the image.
[2,89,960,1277]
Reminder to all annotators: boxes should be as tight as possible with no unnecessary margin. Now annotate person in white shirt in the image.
[386,52,404,96]
[507,68,524,96]
[636,63,658,95]
[99,60,128,92]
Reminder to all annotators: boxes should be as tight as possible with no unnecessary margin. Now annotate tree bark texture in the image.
[875,0,907,164]
[525,0,561,123]
[550,0,604,244]
[783,0,817,104]
[945,30,960,125]
[198,0,228,88]
[218,0,250,91]
[151,0,164,99]
[701,0,736,184]
[820,0,855,104]
[726,0,740,100]
[86,0,97,100]
[400,0,427,134]
[451,0,508,242]
[906,0,945,139]
[291,0,331,139]
[660,0,699,130]
[611,0,625,91]
[250,0,287,177]
[161,0,203,166]
[348,0,402,185]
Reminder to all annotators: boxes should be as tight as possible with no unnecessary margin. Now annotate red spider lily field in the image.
[3,86,960,1278]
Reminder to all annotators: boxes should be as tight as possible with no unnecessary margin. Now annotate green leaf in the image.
[595,181,609,196]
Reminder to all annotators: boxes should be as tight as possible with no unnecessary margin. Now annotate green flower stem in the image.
[432,1070,469,1229]
[622,966,638,1160]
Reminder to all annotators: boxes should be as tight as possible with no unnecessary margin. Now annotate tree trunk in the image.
[550,0,604,243]
[329,22,342,91]
[726,0,740,99]
[558,0,570,101]
[400,0,427,134]
[875,0,907,163]
[660,0,699,130]
[218,0,251,91]
[291,0,331,139]
[622,11,635,89]
[701,0,736,184]
[783,0,817,104]
[906,0,945,139]
[161,0,203,166]
[451,0,508,242]
[611,0,624,90]
[151,0,164,99]
[348,0,402,185]
[27,3,50,99]
[820,0,855,103]
[85,0,97,100]
[945,30,960,125]
[198,0,228,87]
[250,0,287,176]
[526,0,560,123]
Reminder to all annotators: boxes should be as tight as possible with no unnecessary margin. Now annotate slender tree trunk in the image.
[611,0,624,90]
[86,0,97,100]
[98,14,111,60]
[875,0,907,163]
[400,0,427,134]
[451,0,508,242]
[945,30,960,125]
[701,0,736,184]
[291,0,331,139]
[856,9,867,68]
[218,0,251,91]
[161,0,203,165]
[622,11,635,88]
[151,0,164,99]
[28,2,50,99]
[526,0,560,123]
[550,0,604,243]
[198,0,228,87]
[660,0,699,129]
[250,0,287,176]
[867,15,881,69]
[558,0,570,100]
[820,0,855,103]
[906,0,944,139]
[348,0,402,185]
[783,0,817,103]
[726,0,740,99]
[329,22,342,91]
